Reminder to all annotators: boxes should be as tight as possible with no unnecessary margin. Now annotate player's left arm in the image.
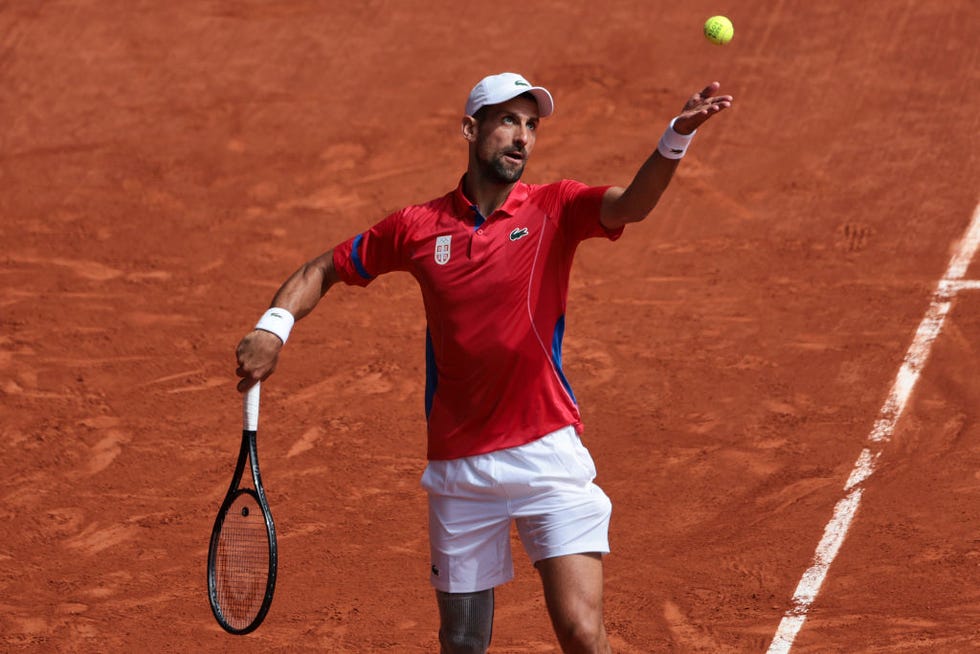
[600,81,733,231]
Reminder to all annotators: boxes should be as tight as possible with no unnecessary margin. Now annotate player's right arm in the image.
[235,250,340,392]
[600,82,733,231]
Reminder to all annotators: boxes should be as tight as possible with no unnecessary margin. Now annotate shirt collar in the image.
[452,175,530,221]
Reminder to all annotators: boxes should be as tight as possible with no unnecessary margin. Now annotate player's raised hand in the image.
[672,81,733,135]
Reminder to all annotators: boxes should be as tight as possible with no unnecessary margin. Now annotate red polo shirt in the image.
[332,178,621,460]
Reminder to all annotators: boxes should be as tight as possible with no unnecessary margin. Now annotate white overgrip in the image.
[244,382,260,431]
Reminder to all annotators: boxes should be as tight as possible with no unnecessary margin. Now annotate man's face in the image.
[470,95,540,184]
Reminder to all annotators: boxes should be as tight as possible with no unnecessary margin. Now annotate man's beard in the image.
[481,150,526,184]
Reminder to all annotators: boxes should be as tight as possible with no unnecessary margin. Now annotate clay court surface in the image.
[3,1,979,651]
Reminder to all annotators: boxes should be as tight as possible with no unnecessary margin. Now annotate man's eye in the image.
[503,116,515,125]
[527,122,538,131]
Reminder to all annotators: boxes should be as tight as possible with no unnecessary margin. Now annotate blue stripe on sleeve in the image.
[351,233,373,280]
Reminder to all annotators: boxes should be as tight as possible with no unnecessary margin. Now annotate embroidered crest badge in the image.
[434,235,452,265]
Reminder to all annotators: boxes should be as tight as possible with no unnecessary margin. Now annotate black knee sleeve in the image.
[436,589,494,654]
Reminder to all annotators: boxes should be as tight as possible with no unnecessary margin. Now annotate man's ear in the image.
[461,116,478,142]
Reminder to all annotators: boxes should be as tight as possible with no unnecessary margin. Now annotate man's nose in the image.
[513,125,529,145]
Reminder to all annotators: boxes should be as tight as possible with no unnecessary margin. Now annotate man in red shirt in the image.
[236,72,732,653]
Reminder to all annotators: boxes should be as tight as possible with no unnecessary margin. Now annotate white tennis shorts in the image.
[420,425,612,593]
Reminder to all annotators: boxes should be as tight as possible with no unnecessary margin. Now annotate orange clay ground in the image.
[2,1,979,651]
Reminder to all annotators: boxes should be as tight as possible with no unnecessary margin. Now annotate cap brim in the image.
[466,84,555,118]
[526,87,554,117]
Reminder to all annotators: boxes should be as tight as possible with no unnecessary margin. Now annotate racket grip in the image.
[244,382,261,431]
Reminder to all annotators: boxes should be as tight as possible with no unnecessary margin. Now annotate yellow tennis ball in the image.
[704,15,734,45]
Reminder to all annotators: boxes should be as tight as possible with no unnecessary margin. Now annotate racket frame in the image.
[207,383,278,635]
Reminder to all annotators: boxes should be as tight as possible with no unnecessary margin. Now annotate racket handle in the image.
[244,382,261,431]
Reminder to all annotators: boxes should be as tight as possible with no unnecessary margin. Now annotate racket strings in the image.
[214,493,270,629]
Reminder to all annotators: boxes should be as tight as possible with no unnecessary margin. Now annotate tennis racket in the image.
[207,382,278,634]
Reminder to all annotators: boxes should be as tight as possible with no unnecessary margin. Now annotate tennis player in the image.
[236,72,732,653]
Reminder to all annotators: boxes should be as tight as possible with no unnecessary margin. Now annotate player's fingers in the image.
[686,96,732,119]
[701,81,721,96]
[693,99,729,114]
[677,100,725,123]
[685,83,721,112]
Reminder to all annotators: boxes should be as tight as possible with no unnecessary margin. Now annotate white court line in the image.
[767,201,980,654]
[940,279,980,294]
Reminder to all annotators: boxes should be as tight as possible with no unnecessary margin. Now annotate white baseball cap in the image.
[465,72,554,118]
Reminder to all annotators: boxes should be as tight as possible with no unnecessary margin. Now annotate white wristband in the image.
[657,117,696,159]
[255,307,295,345]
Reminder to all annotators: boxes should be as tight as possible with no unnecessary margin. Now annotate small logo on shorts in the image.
[435,235,452,265]
[431,564,440,577]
